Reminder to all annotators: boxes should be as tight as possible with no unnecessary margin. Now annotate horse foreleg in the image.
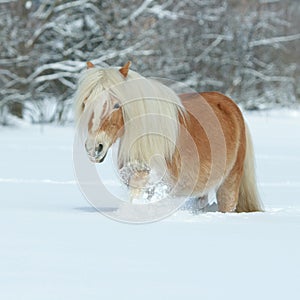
[128,171,149,202]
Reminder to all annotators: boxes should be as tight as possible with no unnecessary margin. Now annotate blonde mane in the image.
[74,66,186,165]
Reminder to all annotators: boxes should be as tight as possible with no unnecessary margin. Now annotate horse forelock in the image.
[74,67,121,131]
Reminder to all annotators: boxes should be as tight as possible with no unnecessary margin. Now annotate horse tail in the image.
[236,125,264,212]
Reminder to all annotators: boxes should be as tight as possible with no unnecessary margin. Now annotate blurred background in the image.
[0,0,299,125]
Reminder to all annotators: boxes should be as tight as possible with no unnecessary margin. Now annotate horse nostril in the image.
[98,144,103,153]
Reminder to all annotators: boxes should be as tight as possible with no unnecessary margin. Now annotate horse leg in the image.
[128,171,149,201]
[198,195,209,209]
[216,167,242,213]
[197,194,218,212]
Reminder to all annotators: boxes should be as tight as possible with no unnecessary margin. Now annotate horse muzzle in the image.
[98,151,107,163]
[85,142,108,163]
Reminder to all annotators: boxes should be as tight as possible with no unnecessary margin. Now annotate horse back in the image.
[179,92,246,154]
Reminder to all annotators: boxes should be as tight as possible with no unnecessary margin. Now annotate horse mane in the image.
[74,66,186,165]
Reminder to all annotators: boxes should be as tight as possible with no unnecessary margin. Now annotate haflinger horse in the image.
[74,61,263,213]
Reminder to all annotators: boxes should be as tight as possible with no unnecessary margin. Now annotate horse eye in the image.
[113,103,120,109]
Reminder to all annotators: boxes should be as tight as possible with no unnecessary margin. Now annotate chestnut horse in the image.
[74,61,263,213]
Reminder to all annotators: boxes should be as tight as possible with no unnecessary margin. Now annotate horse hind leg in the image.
[216,166,243,213]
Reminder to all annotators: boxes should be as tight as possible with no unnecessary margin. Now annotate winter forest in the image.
[0,0,299,125]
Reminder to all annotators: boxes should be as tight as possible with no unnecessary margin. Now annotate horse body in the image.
[75,62,263,213]
[175,92,255,212]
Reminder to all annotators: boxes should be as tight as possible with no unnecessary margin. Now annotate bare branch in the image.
[54,1,101,14]
[0,56,29,66]
[195,36,224,63]
[249,33,300,47]
[119,0,154,25]
[242,68,294,83]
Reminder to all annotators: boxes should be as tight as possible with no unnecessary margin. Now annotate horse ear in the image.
[119,61,131,78]
[86,61,95,69]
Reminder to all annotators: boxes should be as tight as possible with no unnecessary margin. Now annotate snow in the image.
[25,1,32,10]
[0,111,300,299]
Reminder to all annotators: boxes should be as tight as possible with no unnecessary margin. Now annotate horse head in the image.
[77,61,132,163]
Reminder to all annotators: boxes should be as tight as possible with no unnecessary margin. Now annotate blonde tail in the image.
[236,125,264,212]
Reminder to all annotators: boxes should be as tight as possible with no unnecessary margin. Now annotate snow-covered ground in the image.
[0,110,300,299]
